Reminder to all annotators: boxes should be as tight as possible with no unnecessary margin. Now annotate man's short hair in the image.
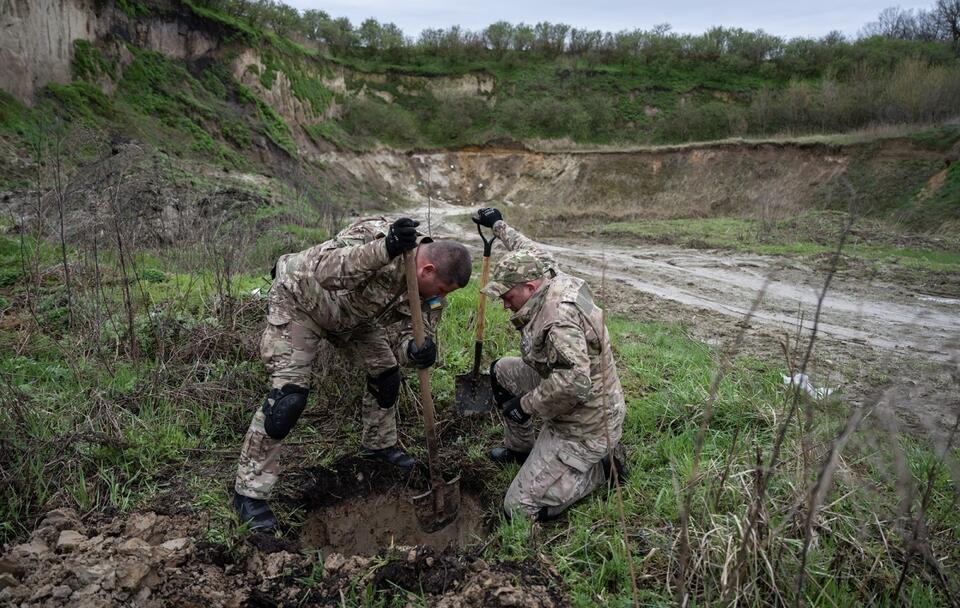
[422,241,472,287]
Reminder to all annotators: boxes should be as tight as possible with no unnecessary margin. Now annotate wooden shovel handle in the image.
[475,254,491,342]
[404,249,445,512]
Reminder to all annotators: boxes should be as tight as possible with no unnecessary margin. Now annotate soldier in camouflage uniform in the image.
[233,216,472,530]
[473,207,627,521]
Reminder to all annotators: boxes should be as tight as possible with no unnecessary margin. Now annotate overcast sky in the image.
[282,0,933,40]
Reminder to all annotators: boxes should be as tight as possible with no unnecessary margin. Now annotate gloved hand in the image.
[472,207,502,228]
[500,395,530,424]
[385,218,420,259]
[407,336,437,369]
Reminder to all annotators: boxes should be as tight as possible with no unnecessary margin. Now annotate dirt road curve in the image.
[407,201,959,433]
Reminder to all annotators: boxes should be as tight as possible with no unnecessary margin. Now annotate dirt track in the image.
[408,200,960,434]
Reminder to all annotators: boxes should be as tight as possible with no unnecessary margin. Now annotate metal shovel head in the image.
[411,474,462,532]
[455,372,494,414]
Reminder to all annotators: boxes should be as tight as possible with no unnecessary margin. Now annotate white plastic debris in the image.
[783,373,835,400]
[251,287,262,297]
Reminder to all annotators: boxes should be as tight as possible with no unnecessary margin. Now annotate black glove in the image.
[406,336,437,369]
[385,218,420,259]
[501,395,530,424]
[472,207,502,228]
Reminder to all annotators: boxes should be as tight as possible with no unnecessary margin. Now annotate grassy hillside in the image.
[3,0,960,174]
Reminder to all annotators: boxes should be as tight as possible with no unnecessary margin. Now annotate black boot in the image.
[601,444,629,482]
[232,492,278,531]
[361,445,416,468]
[488,447,530,465]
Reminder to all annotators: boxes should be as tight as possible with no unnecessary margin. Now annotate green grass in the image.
[1,217,957,606]
[72,39,116,82]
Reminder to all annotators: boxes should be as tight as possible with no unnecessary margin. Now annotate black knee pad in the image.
[367,365,401,409]
[490,359,514,407]
[262,383,309,440]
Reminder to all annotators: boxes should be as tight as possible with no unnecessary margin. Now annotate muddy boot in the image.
[488,447,530,466]
[601,444,629,483]
[361,445,416,468]
[233,492,278,531]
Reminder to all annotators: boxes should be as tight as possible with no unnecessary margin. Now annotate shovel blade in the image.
[411,475,461,532]
[455,373,494,415]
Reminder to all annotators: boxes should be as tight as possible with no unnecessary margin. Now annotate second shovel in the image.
[455,222,497,415]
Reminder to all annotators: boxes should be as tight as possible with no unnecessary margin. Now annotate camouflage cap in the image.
[482,250,556,298]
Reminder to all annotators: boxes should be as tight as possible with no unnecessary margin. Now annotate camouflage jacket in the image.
[268,216,443,364]
[494,221,625,441]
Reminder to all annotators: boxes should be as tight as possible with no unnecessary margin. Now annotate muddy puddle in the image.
[300,491,489,556]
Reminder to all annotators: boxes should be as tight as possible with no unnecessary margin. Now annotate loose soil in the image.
[300,492,488,556]
[0,457,564,607]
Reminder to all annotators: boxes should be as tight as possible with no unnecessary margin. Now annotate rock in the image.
[0,558,25,577]
[71,582,101,599]
[29,583,53,601]
[71,563,113,585]
[124,512,159,540]
[341,555,371,575]
[118,563,151,590]
[0,573,18,588]
[56,529,88,551]
[323,552,346,573]
[495,586,524,606]
[100,568,117,591]
[51,584,73,599]
[0,583,30,602]
[118,537,153,556]
[160,537,190,552]
[263,551,294,578]
[40,508,85,534]
[80,534,107,550]
[10,539,49,559]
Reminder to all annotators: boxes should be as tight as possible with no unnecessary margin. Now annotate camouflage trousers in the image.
[235,316,404,500]
[494,357,612,519]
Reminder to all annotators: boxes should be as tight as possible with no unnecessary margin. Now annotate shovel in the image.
[455,223,497,415]
[404,249,461,532]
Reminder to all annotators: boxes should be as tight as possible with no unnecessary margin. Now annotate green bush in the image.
[339,97,419,145]
[423,95,489,144]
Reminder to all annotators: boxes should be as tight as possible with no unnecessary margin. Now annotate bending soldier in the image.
[233,216,472,530]
[474,207,627,521]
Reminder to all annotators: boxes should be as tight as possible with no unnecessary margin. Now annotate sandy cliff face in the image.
[0,0,111,104]
[0,0,221,105]
[310,139,948,223]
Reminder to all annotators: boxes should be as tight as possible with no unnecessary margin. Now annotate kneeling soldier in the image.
[474,207,627,521]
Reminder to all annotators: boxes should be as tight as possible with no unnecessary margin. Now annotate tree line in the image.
[190,0,959,66]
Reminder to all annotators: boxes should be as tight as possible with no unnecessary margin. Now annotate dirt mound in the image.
[0,507,262,607]
[313,548,564,607]
[1,457,563,606]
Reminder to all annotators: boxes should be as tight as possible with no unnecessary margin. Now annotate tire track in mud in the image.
[404,200,960,432]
